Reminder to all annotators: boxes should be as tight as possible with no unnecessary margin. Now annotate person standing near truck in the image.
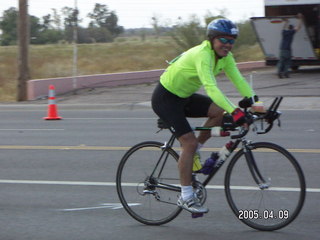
[277,13,304,78]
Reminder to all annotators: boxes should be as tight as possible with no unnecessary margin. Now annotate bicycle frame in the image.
[147,130,252,192]
[145,134,180,193]
[148,97,284,193]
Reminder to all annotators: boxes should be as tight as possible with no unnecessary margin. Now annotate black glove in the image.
[238,95,259,108]
[222,113,237,131]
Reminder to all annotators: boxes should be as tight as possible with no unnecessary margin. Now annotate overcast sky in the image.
[0,0,265,28]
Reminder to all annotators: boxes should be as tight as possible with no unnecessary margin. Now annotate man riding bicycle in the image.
[152,18,262,214]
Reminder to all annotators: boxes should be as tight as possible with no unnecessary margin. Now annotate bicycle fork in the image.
[242,140,270,190]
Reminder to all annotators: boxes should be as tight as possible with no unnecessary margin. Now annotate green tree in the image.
[29,14,63,44]
[62,7,79,28]
[42,14,52,30]
[87,3,123,41]
[35,13,64,44]
[0,7,18,45]
[51,8,62,30]
[61,6,79,43]
[29,15,42,43]
[0,7,64,45]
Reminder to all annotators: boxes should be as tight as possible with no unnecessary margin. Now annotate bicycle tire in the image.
[224,142,306,231]
[116,141,182,225]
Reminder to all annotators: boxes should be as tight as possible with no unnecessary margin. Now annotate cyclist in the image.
[152,18,260,214]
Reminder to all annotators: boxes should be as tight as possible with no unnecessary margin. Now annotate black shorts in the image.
[151,83,212,138]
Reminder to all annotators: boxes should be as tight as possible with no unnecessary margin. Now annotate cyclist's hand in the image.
[238,95,258,108]
[232,108,247,126]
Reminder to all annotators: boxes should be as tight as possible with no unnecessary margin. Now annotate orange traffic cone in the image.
[43,85,62,120]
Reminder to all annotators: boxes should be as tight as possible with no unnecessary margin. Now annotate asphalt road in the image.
[0,67,319,239]
[0,108,319,240]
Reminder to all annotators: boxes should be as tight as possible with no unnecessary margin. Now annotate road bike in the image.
[116,97,306,231]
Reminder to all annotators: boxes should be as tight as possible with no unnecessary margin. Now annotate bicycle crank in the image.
[192,178,207,205]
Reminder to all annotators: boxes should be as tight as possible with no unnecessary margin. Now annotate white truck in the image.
[251,0,320,69]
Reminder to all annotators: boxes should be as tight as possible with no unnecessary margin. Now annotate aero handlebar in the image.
[230,97,283,139]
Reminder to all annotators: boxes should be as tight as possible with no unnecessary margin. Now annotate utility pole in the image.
[17,0,30,101]
[72,0,78,94]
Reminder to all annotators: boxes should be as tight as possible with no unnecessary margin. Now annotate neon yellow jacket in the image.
[160,40,255,113]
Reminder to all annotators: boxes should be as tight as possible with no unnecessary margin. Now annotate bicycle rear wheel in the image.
[116,141,182,225]
[225,142,306,231]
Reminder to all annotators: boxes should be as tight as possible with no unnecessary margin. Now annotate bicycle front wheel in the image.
[116,141,182,225]
[225,142,306,231]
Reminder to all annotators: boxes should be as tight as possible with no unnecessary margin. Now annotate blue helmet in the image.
[207,18,239,40]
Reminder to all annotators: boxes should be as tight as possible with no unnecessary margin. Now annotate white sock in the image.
[181,186,194,201]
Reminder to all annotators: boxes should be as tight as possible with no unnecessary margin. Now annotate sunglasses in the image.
[217,37,235,45]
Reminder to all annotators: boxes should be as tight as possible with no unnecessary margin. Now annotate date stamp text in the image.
[238,209,289,220]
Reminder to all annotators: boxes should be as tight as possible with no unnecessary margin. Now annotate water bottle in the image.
[215,141,234,168]
[196,152,219,175]
[196,141,234,174]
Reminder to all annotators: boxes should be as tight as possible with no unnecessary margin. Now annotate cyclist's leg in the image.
[151,83,194,138]
[151,82,199,186]
[151,84,208,213]
[175,132,208,213]
[184,94,224,144]
[198,102,224,144]
[178,132,198,186]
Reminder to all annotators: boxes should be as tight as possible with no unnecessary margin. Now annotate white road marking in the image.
[0,129,64,131]
[0,179,114,186]
[59,203,140,212]
[0,179,318,192]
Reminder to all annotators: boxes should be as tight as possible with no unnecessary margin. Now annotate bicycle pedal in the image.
[191,213,204,218]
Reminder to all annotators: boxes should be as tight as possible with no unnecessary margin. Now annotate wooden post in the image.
[17,0,30,101]
[72,0,78,94]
